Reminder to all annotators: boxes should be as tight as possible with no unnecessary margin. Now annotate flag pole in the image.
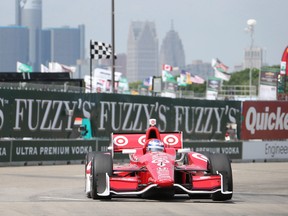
[111,0,115,93]
[90,40,92,92]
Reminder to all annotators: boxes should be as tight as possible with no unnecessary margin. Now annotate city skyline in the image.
[1,0,288,71]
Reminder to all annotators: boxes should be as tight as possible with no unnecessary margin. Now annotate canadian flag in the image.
[162,64,173,71]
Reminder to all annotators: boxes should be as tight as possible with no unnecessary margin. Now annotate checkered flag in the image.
[90,40,116,59]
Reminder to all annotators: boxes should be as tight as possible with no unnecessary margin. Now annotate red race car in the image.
[85,119,233,201]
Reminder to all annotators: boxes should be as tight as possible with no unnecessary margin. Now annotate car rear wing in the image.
[111,131,183,152]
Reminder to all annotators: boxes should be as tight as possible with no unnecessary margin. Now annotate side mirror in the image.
[122,149,137,154]
[177,148,191,154]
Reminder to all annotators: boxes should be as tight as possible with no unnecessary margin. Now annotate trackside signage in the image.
[185,141,242,159]
[0,89,97,139]
[243,141,288,160]
[95,94,242,140]
[242,101,288,140]
[0,141,10,162]
[11,140,96,161]
[0,89,242,140]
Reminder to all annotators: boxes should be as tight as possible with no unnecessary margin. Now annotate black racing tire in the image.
[209,153,233,201]
[85,152,97,198]
[90,152,113,200]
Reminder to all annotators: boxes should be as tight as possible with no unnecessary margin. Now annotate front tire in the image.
[209,153,233,201]
[90,152,113,200]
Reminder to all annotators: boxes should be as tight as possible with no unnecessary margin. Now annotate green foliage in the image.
[178,83,206,93]
[129,81,142,90]
[223,68,259,87]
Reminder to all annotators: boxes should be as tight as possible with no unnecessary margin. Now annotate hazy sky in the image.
[1,0,288,70]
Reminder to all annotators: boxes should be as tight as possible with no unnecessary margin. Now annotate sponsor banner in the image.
[259,68,279,86]
[243,141,288,160]
[258,67,278,100]
[242,101,288,140]
[0,89,242,141]
[11,140,96,162]
[95,94,241,140]
[258,85,277,100]
[0,141,10,162]
[185,141,242,159]
[0,89,97,139]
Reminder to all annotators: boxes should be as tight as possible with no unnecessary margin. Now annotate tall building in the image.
[185,60,213,80]
[160,22,185,69]
[0,26,29,72]
[126,21,159,82]
[42,25,85,66]
[16,0,42,71]
[243,47,263,70]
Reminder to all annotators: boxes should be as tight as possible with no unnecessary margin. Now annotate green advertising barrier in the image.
[0,139,111,165]
[0,89,242,141]
[0,141,10,162]
[10,139,98,162]
[0,139,241,165]
[13,141,88,162]
[184,141,242,159]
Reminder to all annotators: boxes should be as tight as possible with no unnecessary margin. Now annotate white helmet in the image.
[147,139,164,152]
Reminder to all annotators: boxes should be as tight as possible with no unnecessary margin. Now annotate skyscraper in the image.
[16,0,42,71]
[0,26,29,72]
[126,21,159,82]
[160,21,185,69]
[42,25,85,66]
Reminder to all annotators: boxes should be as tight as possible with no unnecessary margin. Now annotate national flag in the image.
[177,70,187,87]
[162,70,174,82]
[61,64,76,73]
[211,58,230,81]
[40,64,49,72]
[90,40,116,59]
[162,64,173,71]
[118,77,130,93]
[185,72,205,84]
[143,76,152,87]
[194,75,205,84]
[214,69,231,81]
[16,61,33,73]
[48,62,75,73]
[186,72,192,84]
[211,58,229,73]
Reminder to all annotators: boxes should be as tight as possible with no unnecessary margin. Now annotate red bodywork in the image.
[99,125,223,197]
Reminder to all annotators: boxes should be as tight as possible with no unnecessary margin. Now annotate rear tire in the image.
[209,153,233,201]
[90,152,113,200]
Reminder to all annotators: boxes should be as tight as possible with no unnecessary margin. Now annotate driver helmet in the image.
[147,139,164,152]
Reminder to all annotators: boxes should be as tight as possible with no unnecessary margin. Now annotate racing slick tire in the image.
[209,153,233,201]
[85,152,97,198]
[90,152,113,200]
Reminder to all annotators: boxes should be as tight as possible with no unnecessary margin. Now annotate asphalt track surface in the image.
[0,162,287,216]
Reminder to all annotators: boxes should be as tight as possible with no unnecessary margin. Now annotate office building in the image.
[0,26,29,72]
[16,0,42,71]
[42,25,85,66]
[243,47,263,70]
[185,60,213,80]
[126,21,159,82]
[160,22,185,69]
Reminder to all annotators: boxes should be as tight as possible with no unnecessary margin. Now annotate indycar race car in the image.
[85,119,233,201]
